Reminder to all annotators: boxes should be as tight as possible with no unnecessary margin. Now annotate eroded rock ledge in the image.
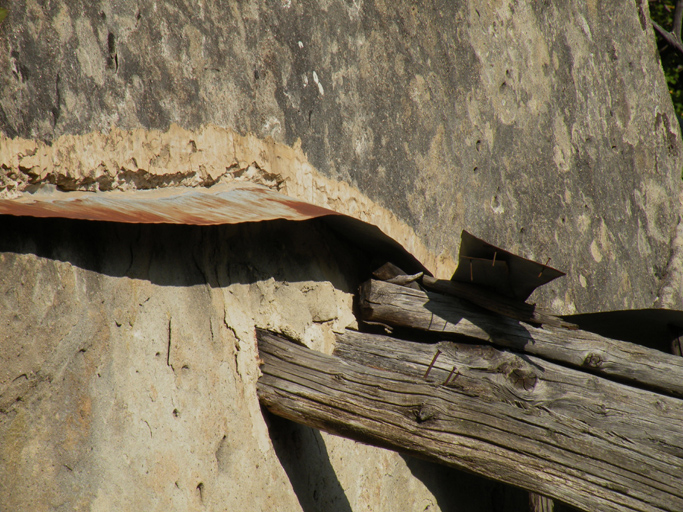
[0,124,456,277]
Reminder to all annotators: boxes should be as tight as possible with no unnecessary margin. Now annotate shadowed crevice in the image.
[263,410,353,512]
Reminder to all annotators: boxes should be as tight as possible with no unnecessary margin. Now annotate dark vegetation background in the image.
[651,1,683,119]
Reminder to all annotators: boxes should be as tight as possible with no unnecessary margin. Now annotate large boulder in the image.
[1,1,682,510]
[1,0,681,312]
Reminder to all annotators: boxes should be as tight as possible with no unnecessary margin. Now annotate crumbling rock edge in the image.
[0,123,456,278]
[655,189,683,310]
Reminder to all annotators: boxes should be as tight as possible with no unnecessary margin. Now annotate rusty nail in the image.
[537,257,551,278]
[444,366,458,385]
[469,259,474,281]
[492,251,497,267]
[424,350,442,379]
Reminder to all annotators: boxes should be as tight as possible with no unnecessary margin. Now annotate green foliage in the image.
[650,1,683,118]
[0,8,7,24]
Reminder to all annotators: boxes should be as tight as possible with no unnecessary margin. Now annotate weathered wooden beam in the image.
[421,275,576,329]
[360,279,683,398]
[529,494,556,512]
[373,262,573,327]
[256,329,683,512]
[372,262,578,329]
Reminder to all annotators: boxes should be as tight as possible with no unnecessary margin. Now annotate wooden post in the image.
[529,494,555,512]
[672,329,683,356]
[257,329,683,512]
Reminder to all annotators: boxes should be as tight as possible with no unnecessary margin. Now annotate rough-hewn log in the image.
[360,279,683,398]
[256,329,683,512]
[373,262,573,328]
[421,275,576,329]
[529,494,556,512]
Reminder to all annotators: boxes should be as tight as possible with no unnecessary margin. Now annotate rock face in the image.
[0,217,528,511]
[1,0,682,510]
[1,0,682,312]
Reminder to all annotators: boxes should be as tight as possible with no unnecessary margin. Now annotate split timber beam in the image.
[256,329,683,512]
[360,279,683,398]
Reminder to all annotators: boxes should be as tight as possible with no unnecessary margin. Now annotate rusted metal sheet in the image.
[0,183,429,275]
[451,230,565,300]
[0,183,342,225]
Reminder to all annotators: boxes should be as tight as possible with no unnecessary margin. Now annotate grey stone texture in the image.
[1,0,681,313]
[1,0,683,510]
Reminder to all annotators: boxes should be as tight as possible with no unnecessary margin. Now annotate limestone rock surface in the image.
[1,1,683,511]
[1,217,531,511]
[1,0,682,312]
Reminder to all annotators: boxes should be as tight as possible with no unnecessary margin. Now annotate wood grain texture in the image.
[529,493,555,512]
[360,279,683,398]
[257,329,683,512]
[420,275,575,329]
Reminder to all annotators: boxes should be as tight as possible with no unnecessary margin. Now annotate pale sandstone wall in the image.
[1,1,682,313]
[3,218,526,511]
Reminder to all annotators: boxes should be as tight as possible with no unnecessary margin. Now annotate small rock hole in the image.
[107,33,118,72]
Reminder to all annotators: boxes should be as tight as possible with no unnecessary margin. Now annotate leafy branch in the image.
[652,0,683,55]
